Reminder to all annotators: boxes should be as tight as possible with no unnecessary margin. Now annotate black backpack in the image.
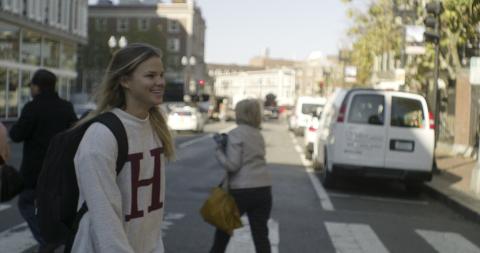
[36,112,128,246]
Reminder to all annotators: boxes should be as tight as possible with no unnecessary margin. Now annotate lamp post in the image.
[108,35,128,54]
[181,55,196,95]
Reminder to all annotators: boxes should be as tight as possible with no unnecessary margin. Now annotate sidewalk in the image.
[423,142,480,223]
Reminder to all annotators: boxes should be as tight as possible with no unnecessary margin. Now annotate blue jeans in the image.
[18,189,47,248]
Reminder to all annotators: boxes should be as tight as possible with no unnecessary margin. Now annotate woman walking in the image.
[210,99,272,253]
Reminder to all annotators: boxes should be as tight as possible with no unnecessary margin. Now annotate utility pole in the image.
[424,1,444,145]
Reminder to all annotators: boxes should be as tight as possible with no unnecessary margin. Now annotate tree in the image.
[341,0,402,85]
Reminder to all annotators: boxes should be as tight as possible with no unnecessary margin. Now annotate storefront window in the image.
[21,30,42,65]
[0,68,6,118]
[19,70,32,111]
[0,21,20,62]
[43,38,60,68]
[61,42,77,70]
[57,77,72,100]
[7,69,19,118]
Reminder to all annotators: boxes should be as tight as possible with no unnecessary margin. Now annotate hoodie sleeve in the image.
[74,123,134,253]
[215,131,243,173]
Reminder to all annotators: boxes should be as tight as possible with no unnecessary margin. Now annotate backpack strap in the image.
[68,112,129,249]
[96,112,129,174]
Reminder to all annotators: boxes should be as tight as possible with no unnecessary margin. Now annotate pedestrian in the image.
[0,121,10,164]
[9,69,78,253]
[70,43,175,253]
[210,98,272,253]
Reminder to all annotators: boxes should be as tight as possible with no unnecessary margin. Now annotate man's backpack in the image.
[36,112,128,246]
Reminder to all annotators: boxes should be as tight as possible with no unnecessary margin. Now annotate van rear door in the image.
[384,94,434,172]
[335,91,387,168]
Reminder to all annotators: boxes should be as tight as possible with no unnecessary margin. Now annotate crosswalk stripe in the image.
[226,217,279,253]
[0,222,37,253]
[325,222,389,253]
[0,204,11,212]
[416,229,480,253]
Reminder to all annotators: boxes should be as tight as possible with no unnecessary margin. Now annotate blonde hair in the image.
[76,43,175,160]
[235,99,262,128]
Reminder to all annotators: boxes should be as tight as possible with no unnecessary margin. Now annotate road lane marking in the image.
[179,125,236,149]
[0,204,10,212]
[227,216,279,253]
[290,135,334,211]
[0,222,37,253]
[162,212,185,237]
[416,229,480,253]
[325,222,389,253]
[328,193,429,205]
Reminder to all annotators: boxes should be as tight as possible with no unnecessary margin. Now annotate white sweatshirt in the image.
[72,108,166,253]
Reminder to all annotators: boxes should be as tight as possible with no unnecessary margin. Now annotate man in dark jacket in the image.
[9,69,77,253]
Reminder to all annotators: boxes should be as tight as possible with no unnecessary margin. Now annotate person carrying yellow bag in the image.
[207,99,273,253]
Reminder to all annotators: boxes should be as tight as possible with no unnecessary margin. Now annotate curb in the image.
[422,183,480,224]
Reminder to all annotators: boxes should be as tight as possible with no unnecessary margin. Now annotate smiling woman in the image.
[70,43,175,253]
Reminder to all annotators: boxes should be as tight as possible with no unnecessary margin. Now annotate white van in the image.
[289,96,326,136]
[312,88,435,192]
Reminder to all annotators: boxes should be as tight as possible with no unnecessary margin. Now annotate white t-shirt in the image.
[72,108,166,253]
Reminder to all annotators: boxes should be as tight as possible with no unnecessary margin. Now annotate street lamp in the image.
[108,35,128,53]
[181,55,196,95]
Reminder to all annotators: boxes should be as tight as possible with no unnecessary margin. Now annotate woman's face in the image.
[121,56,165,112]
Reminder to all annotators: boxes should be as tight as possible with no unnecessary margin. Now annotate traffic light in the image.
[424,2,443,43]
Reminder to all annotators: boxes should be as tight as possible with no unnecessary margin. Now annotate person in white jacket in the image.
[210,99,272,253]
[72,43,175,253]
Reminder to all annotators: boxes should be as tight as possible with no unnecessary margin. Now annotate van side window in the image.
[391,97,425,128]
[347,94,384,125]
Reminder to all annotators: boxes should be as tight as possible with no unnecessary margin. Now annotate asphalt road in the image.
[1,119,480,253]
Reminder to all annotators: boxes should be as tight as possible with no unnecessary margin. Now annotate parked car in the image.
[312,88,435,193]
[74,102,96,119]
[289,96,326,136]
[303,106,324,160]
[167,105,205,132]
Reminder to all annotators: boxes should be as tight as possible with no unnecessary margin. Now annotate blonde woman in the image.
[210,99,272,253]
[71,43,174,253]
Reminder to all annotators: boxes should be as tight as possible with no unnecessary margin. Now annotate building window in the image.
[167,56,178,66]
[21,30,42,65]
[95,18,107,31]
[0,21,20,62]
[60,42,77,70]
[138,19,150,31]
[117,18,129,32]
[43,38,60,68]
[167,19,180,33]
[167,38,180,52]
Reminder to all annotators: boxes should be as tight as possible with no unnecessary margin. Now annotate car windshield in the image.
[391,97,425,128]
[302,104,323,115]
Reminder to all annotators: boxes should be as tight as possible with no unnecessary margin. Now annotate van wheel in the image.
[321,154,335,189]
[405,181,423,195]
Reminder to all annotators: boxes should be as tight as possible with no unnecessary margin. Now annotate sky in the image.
[88,0,351,65]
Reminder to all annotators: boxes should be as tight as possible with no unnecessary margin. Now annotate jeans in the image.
[18,189,47,250]
[210,186,272,253]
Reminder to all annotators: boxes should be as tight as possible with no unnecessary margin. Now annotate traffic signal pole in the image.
[424,1,444,146]
[433,13,441,146]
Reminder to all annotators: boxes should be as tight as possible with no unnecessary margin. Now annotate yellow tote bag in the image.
[200,186,242,235]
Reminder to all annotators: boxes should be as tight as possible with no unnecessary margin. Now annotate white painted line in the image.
[226,217,279,253]
[179,125,236,149]
[162,212,185,238]
[416,229,480,253]
[0,204,11,212]
[220,125,236,133]
[306,168,334,211]
[178,134,211,149]
[328,193,429,205]
[325,222,389,253]
[290,135,334,211]
[294,144,303,154]
[0,222,37,253]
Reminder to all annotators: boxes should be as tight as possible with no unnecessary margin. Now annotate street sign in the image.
[470,57,480,85]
